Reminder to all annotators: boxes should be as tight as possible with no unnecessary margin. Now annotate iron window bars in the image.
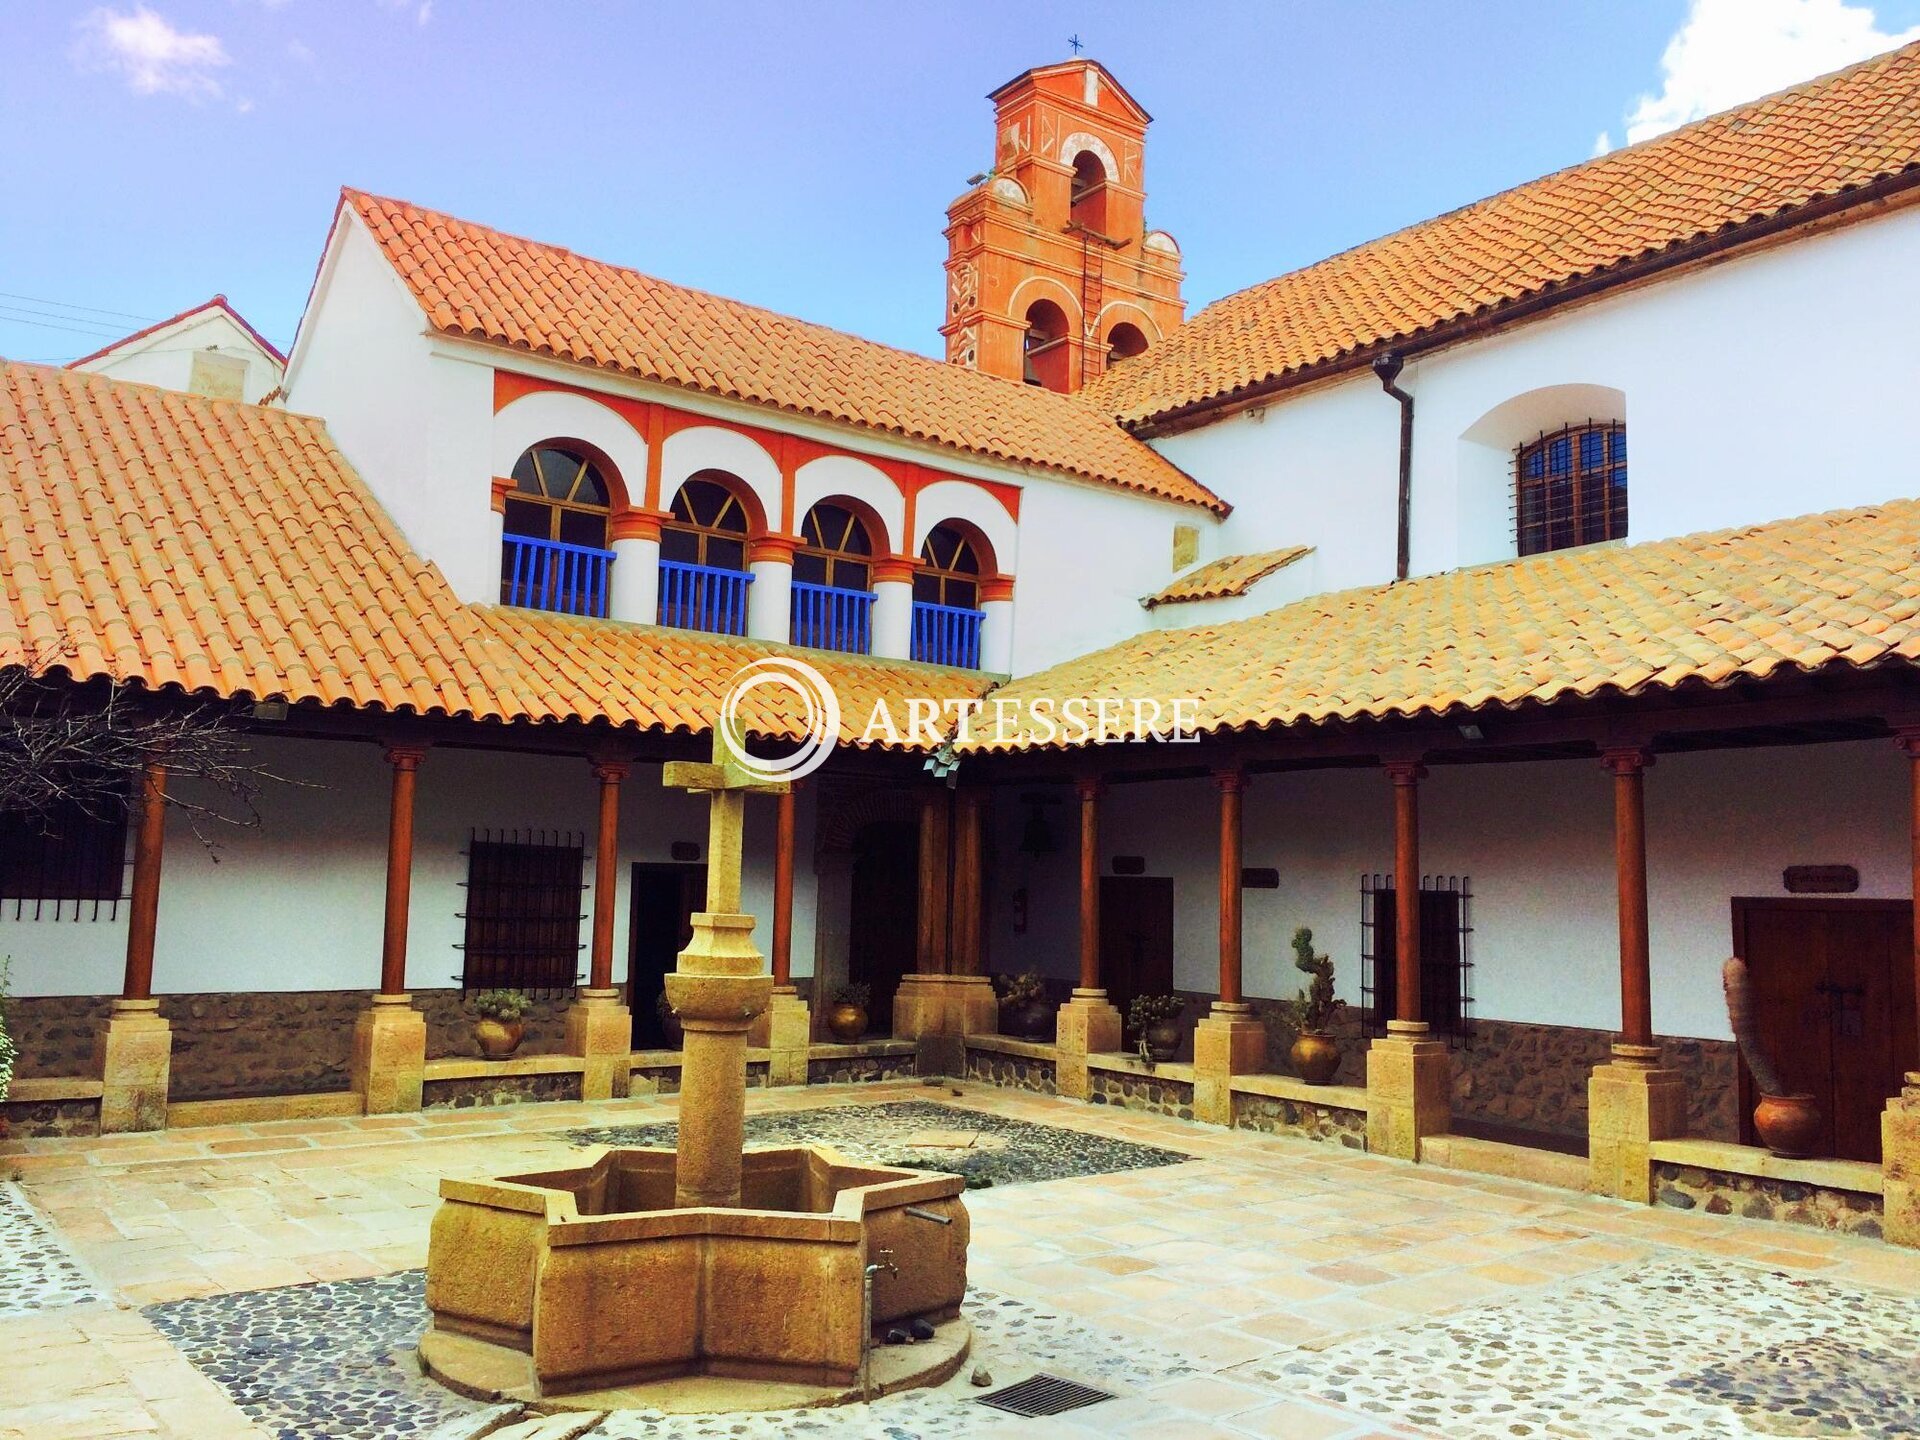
[1360,872,1474,1047]
[456,828,587,996]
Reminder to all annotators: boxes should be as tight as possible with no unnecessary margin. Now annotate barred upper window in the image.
[1516,421,1627,557]
[0,786,129,920]
[459,831,585,993]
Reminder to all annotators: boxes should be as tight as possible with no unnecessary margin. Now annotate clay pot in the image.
[474,1018,524,1061]
[1006,1000,1053,1040]
[827,1003,868,1042]
[1142,1020,1182,1062]
[1753,1092,1821,1158]
[1290,1031,1341,1085]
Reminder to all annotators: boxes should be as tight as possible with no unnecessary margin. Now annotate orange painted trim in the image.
[978,574,1016,604]
[489,476,513,514]
[749,534,800,564]
[642,404,666,511]
[609,510,664,544]
[872,555,916,586]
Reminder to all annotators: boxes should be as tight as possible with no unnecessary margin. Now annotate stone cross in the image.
[658,721,788,1209]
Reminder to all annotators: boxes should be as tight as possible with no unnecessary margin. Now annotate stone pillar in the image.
[759,785,812,1087]
[1365,760,1450,1159]
[568,759,633,1102]
[871,558,915,661]
[352,745,428,1115]
[1057,774,1121,1101]
[1195,768,1264,1126]
[1588,747,1685,1199]
[746,536,794,643]
[98,760,172,1133]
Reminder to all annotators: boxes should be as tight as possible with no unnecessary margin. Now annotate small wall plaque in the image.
[1111,855,1146,876]
[1783,864,1858,894]
[1241,867,1280,889]
[670,840,701,863]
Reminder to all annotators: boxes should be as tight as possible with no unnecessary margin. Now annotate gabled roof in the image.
[1142,546,1311,608]
[67,294,286,370]
[979,499,1920,747]
[0,362,984,742]
[338,190,1223,514]
[1086,39,1920,426]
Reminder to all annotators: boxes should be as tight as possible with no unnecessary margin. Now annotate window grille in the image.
[1515,421,1626,556]
[0,787,131,921]
[1359,873,1473,1046]
[456,829,586,995]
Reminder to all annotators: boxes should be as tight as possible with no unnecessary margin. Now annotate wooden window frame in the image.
[1515,421,1627,557]
[661,474,752,571]
[0,784,130,920]
[795,502,874,592]
[914,523,982,609]
[458,829,587,995]
[504,445,612,548]
[1360,873,1474,1045]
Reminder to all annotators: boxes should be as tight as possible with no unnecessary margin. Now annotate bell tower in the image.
[942,59,1184,392]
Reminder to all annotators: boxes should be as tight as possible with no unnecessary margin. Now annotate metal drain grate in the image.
[975,1373,1115,1418]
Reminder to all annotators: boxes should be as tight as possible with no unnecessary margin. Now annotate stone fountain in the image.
[417,730,972,1411]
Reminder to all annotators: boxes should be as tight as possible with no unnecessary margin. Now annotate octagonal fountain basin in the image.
[418,1144,971,1413]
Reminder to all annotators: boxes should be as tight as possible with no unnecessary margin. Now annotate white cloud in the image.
[74,5,231,100]
[1596,0,1920,152]
[377,0,433,25]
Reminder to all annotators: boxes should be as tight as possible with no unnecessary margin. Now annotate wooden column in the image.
[121,761,168,1003]
[1215,768,1245,1006]
[950,788,984,977]
[1602,747,1655,1049]
[1385,761,1426,1025]
[1076,774,1103,992]
[771,785,797,988]
[1901,731,1920,1069]
[588,760,629,992]
[379,746,427,997]
[916,788,951,975]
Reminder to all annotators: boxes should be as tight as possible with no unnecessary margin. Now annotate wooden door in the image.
[849,820,919,1029]
[628,862,705,1048]
[1099,875,1175,1032]
[1732,898,1915,1162]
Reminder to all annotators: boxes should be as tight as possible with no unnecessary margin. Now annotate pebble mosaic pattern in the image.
[0,1180,103,1315]
[1252,1257,1920,1439]
[566,1099,1192,1188]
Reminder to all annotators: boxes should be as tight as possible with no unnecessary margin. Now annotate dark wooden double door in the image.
[1099,876,1175,1031]
[1733,898,1916,1162]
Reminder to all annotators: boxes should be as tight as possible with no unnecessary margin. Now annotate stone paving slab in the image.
[0,1180,104,1315]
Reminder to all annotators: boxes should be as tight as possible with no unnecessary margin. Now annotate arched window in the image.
[912,523,985,668]
[1106,322,1148,365]
[792,501,875,653]
[500,444,613,616]
[658,473,754,635]
[1023,299,1071,392]
[1516,422,1627,557]
[1069,150,1109,234]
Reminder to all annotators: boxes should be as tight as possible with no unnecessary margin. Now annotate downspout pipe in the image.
[1374,352,1414,581]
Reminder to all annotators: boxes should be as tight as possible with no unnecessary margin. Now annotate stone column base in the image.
[95,998,172,1134]
[1588,1042,1688,1203]
[764,987,813,1088]
[351,994,427,1115]
[1193,1003,1266,1126]
[893,974,999,1077]
[1884,1072,1920,1248]
[1054,989,1123,1102]
[1365,1020,1451,1160]
[565,988,633,1102]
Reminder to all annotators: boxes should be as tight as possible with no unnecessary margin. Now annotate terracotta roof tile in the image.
[341,191,1222,514]
[978,502,1920,746]
[1142,546,1312,608]
[0,362,983,745]
[1088,40,1920,423]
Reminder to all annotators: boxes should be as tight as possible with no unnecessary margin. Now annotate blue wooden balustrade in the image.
[790,581,875,654]
[657,559,754,636]
[501,535,614,618]
[911,600,985,668]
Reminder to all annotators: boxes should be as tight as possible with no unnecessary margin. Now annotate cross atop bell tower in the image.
[942,58,1185,393]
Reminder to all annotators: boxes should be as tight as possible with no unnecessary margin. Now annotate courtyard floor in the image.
[4,1080,1919,1439]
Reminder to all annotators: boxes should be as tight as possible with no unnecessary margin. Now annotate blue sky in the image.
[5,0,1920,365]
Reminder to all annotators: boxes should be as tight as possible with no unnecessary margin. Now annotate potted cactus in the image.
[1128,994,1185,1062]
[1276,927,1346,1084]
[996,972,1052,1039]
[1722,957,1820,1157]
[470,988,530,1060]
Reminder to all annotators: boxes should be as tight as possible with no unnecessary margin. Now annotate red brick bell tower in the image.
[942,59,1185,392]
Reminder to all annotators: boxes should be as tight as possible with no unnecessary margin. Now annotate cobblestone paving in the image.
[567,1099,1193,1188]
[0,1180,102,1316]
[1254,1256,1920,1439]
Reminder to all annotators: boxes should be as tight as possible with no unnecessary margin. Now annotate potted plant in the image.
[827,982,870,1042]
[654,988,683,1049]
[1722,957,1820,1157]
[470,988,530,1061]
[1276,927,1346,1084]
[996,972,1052,1039]
[1128,994,1185,1062]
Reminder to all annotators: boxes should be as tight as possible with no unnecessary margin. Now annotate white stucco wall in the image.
[76,307,284,405]
[1157,203,1920,597]
[2,736,820,1001]
[986,738,1907,1043]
